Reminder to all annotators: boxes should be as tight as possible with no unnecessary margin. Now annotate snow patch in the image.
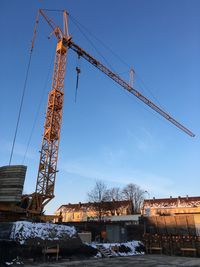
[92,241,144,257]
[10,221,77,245]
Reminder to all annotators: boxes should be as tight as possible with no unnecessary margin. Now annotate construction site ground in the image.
[25,255,200,267]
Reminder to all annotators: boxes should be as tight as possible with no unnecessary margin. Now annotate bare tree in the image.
[87,181,145,218]
[87,180,109,202]
[122,183,145,213]
[87,180,109,220]
[105,187,122,201]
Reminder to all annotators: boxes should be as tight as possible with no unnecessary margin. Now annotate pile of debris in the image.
[10,221,77,245]
[0,221,83,264]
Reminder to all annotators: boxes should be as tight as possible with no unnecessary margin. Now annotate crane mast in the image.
[27,9,194,215]
[29,10,70,213]
[34,39,67,211]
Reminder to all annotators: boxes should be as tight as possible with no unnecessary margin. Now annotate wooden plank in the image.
[165,216,177,235]
[157,217,167,234]
[186,215,196,236]
[175,216,188,235]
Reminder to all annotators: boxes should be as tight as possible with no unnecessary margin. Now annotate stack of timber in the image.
[0,165,26,203]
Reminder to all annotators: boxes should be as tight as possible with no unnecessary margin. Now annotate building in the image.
[55,200,133,222]
[142,196,200,216]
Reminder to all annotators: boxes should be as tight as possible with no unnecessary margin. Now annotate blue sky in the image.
[0,0,199,214]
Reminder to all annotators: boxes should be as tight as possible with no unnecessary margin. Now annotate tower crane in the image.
[21,9,194,217]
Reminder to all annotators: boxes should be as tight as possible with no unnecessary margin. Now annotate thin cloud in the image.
[127,127,164,153]
[0,139,37,162]
[59,158,175,198]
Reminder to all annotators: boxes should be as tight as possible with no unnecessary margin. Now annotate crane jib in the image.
[68,41,195,138]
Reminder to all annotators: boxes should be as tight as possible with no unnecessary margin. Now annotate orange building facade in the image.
[142,196,200,216]
[55,200,133,222]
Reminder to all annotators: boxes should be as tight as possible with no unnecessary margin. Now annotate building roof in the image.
[143,196,200,208]
[103,214,140,222]
[57,200,132,212]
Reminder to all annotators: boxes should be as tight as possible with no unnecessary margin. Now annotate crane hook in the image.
[75,66,81,103]
[75,54,81,103]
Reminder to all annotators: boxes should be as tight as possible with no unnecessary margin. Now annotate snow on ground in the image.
[91,241,145,257]
[10,221,77,245]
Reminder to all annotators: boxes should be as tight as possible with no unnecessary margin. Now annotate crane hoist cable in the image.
[9,11,40,165]
[75,55,81,102]
[69,13,132,72]
[22,51,54,164]
[69,14,166,112]
[75,67,81,102]
[134,71,168,113]
[69,14,116,73]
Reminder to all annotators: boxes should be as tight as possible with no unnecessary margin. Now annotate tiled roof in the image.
[57,200,132,212]
[143,196,200,208]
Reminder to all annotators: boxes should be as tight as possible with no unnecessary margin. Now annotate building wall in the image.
[55,201,133,222]
[144,214,200,236]
[143,207,200,216]
[142,196,200,216]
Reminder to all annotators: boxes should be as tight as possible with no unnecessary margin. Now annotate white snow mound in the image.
[10,221,77,245]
